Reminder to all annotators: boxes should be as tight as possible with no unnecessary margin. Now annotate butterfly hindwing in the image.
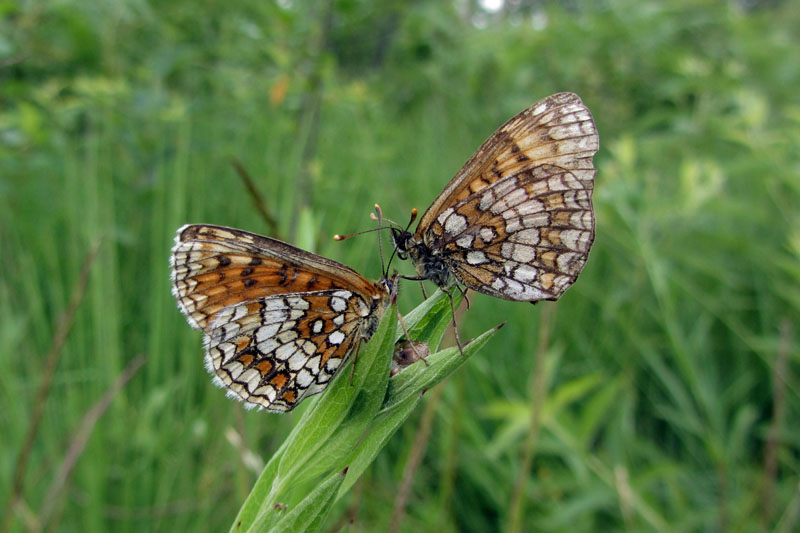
[205,289,372,412]
[433,165,594,301]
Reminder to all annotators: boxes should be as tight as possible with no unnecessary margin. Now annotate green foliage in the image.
[232,289,498,532]
[2,0,799,531]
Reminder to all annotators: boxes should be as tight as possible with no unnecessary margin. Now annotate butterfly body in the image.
[392,228,452,287]
[392,92,599,303]
[171,224,395,412]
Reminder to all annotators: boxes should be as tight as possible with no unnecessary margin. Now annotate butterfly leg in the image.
[442,286,465,356]
[395,308,430,367]
[457,285,471,311]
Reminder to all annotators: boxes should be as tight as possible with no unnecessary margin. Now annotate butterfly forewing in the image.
[399,92,598,303]
[417,92,598,232]
[171,224,380,332]
[435,164,594,300]
[170,224,393,412]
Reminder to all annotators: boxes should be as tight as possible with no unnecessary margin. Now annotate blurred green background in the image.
[2,0,799,531]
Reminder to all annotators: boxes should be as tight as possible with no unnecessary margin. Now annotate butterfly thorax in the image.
[391,229,453,289]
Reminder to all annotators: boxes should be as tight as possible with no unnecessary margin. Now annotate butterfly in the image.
[391,92,598,304]
[170,224,396,412]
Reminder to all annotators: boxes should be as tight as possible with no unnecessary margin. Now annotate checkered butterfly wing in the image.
[171,225,392,412]
[408,92,598,302]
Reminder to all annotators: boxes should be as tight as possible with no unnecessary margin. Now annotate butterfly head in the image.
[389,227,413,260]
[376,271,399,300]
[363,271,399,339]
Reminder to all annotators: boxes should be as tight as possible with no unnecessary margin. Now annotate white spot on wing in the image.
[456,235,475,248]
[221,322,240,339]
[306,356,321,373]
[511,244,536,263]
[517,200,545,216]
[288,349,307,370]
[275,343,295,360]
[479,226,495,243]
[512,228,540,245]
[296,369,314,388]
[514,265,538,283]
[277,330,298,343]
[466,251,489,265]
[264,299,286,312]
[257,338,278,355]
[285,296,310,310]
[332,290,353,299]
[479,190,495,211]
[278,320,297,332]
[329,330,345,345]
[533,102,548,115]
[444,213,467,235]
[301,340,316,355]
[240,368,261,393]
[263,309,289,323]
[557,252,580,273]
[560,230,582,251]
[254,384,277,402]
[436,207,454,226]
[226,361,244,379]
[330,297,347,312]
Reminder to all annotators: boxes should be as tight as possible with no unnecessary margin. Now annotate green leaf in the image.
[231,307,396,531]
[384,323,504,411]
[338,322,505,496]
[263,468,347,533]
[296,307,398,482]
[231,290,502,532]
[336,393,420,498]
[394,288,464,351]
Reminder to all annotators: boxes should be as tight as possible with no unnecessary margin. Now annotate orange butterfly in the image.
[391,92,598,304]
[171,224,395,412]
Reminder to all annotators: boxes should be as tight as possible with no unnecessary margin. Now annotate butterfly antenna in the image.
[333,208,405,243]
[333,226,386,241]
[374,204,387,278]
[369,212,405,229]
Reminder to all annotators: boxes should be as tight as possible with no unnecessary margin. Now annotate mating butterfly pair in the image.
[171,92,599,412]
